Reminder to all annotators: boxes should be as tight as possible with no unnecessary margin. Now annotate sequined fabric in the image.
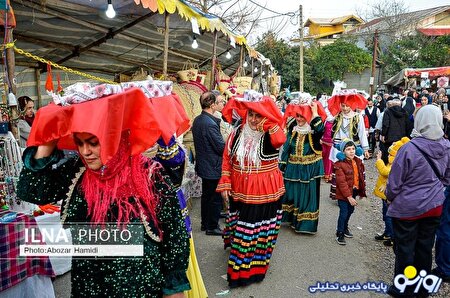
[17,147,190,297]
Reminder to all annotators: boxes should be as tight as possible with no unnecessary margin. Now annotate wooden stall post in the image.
[210,31,218,90]
[239,45,244,71]
[163,12,170,77]
[35,68,42,108]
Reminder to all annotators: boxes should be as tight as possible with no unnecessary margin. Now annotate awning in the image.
[384,66,450,86]
[417,28,450,36]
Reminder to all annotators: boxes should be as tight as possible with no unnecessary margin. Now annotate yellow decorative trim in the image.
[216,183,231,191]
[288,153,322,165]
[135,0,248,45]
[309,133,322,155]
[295,133,305,156]
[269,125,279,135]
[231,188,285,204]
[232,161,278,173]
[282,204,319,221]
[284,174,324,182]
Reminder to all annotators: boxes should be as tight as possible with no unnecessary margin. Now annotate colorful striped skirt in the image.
[223,199,282,288]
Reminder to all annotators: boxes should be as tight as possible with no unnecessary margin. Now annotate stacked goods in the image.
[233,68,252,95]
[177,60,199,82]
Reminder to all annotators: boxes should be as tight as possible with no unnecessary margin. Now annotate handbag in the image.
[177,60,199,82]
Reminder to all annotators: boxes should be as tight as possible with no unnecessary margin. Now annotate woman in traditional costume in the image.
[216,91,286,288]
[280,93,326,234]
[318,93,334,182]
[327,90,369,199]
[154,136,208,298]
[17,88,190,297]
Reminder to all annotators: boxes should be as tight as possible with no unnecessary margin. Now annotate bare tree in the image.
[184,0,268,38]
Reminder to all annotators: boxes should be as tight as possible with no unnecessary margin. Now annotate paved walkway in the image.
[53,157,450,297]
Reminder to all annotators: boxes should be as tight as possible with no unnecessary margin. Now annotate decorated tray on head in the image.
[52,80,174,106]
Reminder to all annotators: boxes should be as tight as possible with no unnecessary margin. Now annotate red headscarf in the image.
[222,94,284,128]
[27,88,190,234]
[81,133,161,234]
[283,102,327,124]
[327,91,368,116]
[27,88,188,164]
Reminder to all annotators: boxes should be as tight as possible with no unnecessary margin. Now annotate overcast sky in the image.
[246,0,449,43]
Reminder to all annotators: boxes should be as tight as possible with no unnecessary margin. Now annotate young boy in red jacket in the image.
[334,139,367,245]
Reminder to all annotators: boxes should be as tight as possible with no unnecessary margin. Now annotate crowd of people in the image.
[191,87,450,297]
[15,85,450,297]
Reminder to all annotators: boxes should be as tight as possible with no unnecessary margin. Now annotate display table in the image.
[34,212,72,275]
[0,210,55,296]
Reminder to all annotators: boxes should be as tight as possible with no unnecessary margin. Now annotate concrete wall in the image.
[343,67,383,93]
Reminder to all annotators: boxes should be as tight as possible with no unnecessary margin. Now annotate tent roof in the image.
[384,66,450,86]
[8,0,255,78]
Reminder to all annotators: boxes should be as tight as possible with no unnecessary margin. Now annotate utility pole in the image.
[369,29,379,99]
[299,5,304,92]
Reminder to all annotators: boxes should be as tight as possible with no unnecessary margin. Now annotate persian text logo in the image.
[308,281,387,293]
[394,266,442,294]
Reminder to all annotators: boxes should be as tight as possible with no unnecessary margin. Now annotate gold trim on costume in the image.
[282,204,319,221]
[288,154,322,165]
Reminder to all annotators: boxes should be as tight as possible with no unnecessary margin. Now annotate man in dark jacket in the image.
[192,91,225,236]
[365,98,380,155]
[380,99,412,163]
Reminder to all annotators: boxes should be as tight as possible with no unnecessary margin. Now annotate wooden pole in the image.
[35,68,42,108]
[299,5,304,92]
[210,31,218,90]
[163,12,170,77]
[239,45,244,72]
[251,58,254,78]
[369,29,379,99]
[5,29,19,138]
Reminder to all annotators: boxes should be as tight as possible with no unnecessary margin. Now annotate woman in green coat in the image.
[17,89,190,297]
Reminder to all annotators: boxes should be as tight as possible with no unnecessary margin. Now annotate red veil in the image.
[221,95,284,128]
[28,88,190,164]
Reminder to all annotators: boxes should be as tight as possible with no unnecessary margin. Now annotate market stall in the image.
[384,66,450,91]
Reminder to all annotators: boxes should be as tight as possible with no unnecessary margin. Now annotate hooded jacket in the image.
[374,137,410,200]
[381,106,412,143]
[386,137,450,218]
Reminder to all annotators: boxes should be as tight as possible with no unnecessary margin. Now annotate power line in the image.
[248,0,296,17]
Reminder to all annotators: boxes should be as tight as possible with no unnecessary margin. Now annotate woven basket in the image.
[218,79,231,92]
[177,60,199,82]
[131,68,148,81]
[233,76,253,94]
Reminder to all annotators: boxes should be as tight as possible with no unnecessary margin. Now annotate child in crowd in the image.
[334,139,366,245]
[373,137,410,247]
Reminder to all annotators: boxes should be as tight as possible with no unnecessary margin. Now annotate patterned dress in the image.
[280,117,324,233]
[17,147,190,297]
[217,124,285,288]
[329,112,368,199]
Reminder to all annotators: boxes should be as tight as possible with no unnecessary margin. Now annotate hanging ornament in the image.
[57,72,64,94]
[45,64,54,92]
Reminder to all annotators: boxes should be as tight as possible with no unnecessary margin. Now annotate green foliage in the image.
[255,33,371,94]
[380,35,450,77]
[255,32,300,92]
[314,39,372,82]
